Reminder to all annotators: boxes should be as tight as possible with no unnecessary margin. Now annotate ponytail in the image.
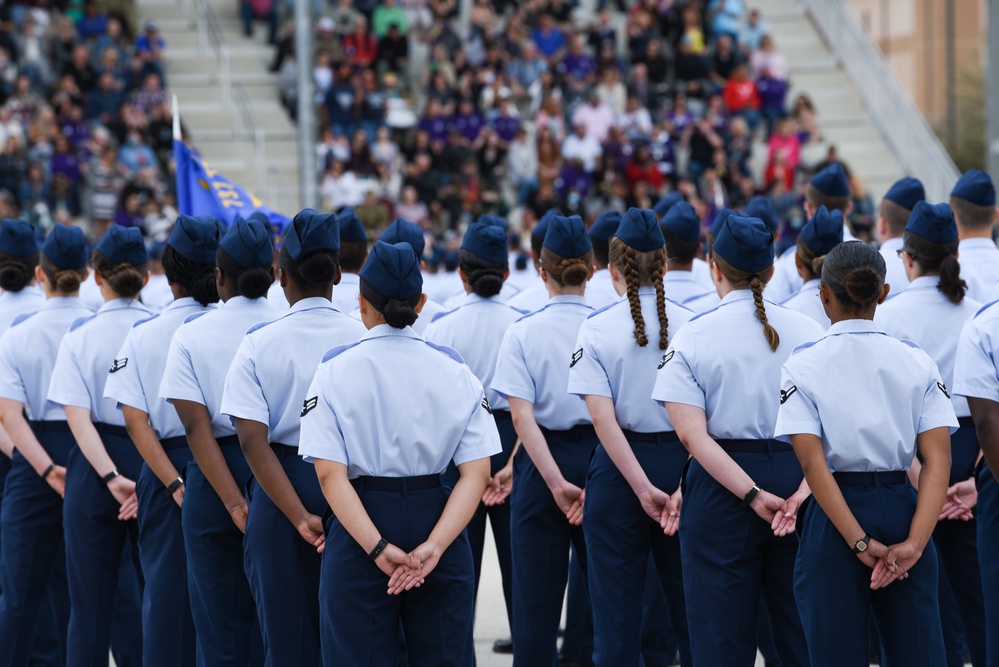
[901,231,966,305]
[937,254,966,305]
[91,250,148,299]
[359,277,421,328]
[713,253,779,352]
[610,238,670,349]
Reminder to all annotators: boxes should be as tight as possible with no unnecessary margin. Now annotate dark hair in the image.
[162,245,219,307]
[530,231,545,259]
[712,252,779,352]
[0,251,38,292]
[949,196,996,230]
[40,255,86,294]
[279,246,341,289]
[901,231,967,304]
[878,198,911,236]
[339,240,368,273]
[215,246,272,299]
[663,229,700,265]
[794,235,830,281]
[539,247,593,288]
[609,238,669,349]
[821,241,886,311]
[359,278,421,328]
[590,236,610,268]
[806,183,850,216]
[458,248,506,298]
[90,250,148,299]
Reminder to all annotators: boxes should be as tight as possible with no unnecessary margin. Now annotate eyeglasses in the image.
[895,248,915,259]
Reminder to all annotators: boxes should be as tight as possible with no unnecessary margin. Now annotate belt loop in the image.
[873,471,882,488]
[766,439,774,459]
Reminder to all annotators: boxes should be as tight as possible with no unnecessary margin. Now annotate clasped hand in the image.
[376,541,443,595]
[749,488,808,537]
[859,538,921,590]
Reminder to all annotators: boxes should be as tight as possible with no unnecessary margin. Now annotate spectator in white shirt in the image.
[507,126,539,205]
[562,121,603,173]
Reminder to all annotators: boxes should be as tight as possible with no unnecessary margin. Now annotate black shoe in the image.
[492,638,513,654]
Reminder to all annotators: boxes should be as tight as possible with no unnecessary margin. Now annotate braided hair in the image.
[713,252,779,352]
[539,247,593,288]
[609,237,670,349]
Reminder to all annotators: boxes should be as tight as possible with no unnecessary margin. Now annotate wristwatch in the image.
[852,533,872,554]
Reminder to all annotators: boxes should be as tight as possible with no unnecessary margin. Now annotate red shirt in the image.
[344,33,378,66]
[723,79,760,112]
[625,162,665,191]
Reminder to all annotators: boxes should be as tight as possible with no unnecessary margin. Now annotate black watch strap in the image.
[368,538,388,561]
[41,463,55,480]
[852,533,872,554]
[166,477,184,496]
[101,469,120,486]
[741,485,761,508]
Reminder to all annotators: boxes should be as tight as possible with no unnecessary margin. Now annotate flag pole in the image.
[172,94,181,141]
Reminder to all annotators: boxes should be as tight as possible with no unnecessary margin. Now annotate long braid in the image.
[749,274,780,352]
[623,244,649,347]
[651,247,669,349]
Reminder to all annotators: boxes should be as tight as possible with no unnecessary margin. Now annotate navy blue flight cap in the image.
[360,240,423,300]
[589,211,622,242]
[951,169,996,207]
[653,192,684,220]
[0,219,39,257]
[616,208,665,251]
[800,206,844,256]
[532,208,562,243]
[744,196,779,234]
[905,201,958,244]
[809,164,850,197]
[284,209,340,261]
[709,208,735,238]
[883,177,925,211]
[381,219,425,258]
[149,240,166,260]
[661,202,700,243]
[338,207,368,243]
[95,225,147,266]
[220,216,274,269]
[168,214,224,265]
[712,215,775,274]
[543,215,592,258]
[461,222,508,265]
[41,225,88,270]
[476,214,508,230]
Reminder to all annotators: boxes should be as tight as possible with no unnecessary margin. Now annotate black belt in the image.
[269,442,299,459]
[95,423,129,438]
[216,435,240,448]
[621,429,681,444]
[28,420,71,433]
[159,436,189,451]
[351,475,442,492]
[958,416,975,429]
[715,438,792,454]
[539,423,596,439]
[833,471,908,486]
[492,409,512,422]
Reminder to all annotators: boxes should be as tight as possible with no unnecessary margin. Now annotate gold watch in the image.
[852,533,871,554]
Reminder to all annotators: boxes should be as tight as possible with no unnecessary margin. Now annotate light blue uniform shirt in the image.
[347,292,447,335]
[651,290,824,439]
[221,297,366,447]
[877,237,909,294]
[958,238,999,304]
[160,296,280,438]
[299,324,501,477]
[48,298,152,424]
[953,300,999,402]
[875,276,980,419]
[423,293,526,412]
[330,272,360,314]
[506,279,550,314]
[665,271,719,312]
[266,280,289,311]
[765,251,801,303]
[586,269,619,310]
[781,278,830,330]
[691,258,714,289]
[0,297,92,420]
[140,274,174,312]
[775,319,959,471]
[442,281,521,308]
[78,273,105,311]
[568,288,694,432]
[103,297,211,439]
[0,287,44,332]
[493,294,593,430]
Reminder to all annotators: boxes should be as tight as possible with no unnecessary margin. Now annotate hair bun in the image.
[842,266,882,305]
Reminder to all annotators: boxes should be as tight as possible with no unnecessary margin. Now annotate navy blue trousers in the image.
[560,548,594,665]
[63,426,144,667]
[795,474,945,666]
[978,462,999,667]
[320,476,475,666]
[583,435,692,667]
[244,444,325,667]
[680,441,808,667]
[510,424,597,667]
[136,438,198,667]
[0,424,73,667]
[181,438,263,667]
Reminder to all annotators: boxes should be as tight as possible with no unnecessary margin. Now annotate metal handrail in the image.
[798,0,961,201]
[194,0,231,110]
[233,82,268,198]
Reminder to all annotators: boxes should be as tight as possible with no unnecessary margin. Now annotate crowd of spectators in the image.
[0,0,179,245]
[267,0,875,253]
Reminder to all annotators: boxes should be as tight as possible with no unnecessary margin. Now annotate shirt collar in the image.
[338,272,360,287]
[799,278,821,292]
[663,271,702,285]
[906,275,939,290]
[42,296,86,310]
[880,237,903,250]
[550,294,588,306]
[638,285,657,296]
[719,289,755,305]
[224,295,266,308]
[163,296,198,311]
[959,238,999,251]
[826,318,884,335]
[459,292,491,306]
[289,296,335,313]
[97,298,149,314]
[361,323,421,341]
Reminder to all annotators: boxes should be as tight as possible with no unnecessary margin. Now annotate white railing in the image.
[798,0,961,201]
[233,83,268,198]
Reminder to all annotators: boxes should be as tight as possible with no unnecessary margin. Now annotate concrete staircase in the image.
[748,0,904,201]
[136,0,301,216]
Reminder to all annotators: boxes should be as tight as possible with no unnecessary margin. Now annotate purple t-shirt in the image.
[559,54,596,82]
[420,116,450,144]
[451,113,484,142]
[756,76,789,112]
[491,115,520,143]
[50,153,81,184]
[666,110,694,134]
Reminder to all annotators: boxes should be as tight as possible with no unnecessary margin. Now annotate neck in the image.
[287,285,333,306]
[958,225,993,241]
[668,262,693,272]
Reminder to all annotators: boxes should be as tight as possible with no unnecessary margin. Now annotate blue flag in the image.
[174,139,289,240]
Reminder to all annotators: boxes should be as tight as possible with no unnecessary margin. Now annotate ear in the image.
[793,253,802,271]
[608,263,621,282]
[34,264,45,285]
[215,266,225,289]
[279,266,288,288]
[819,282,832,305]
[502,268,510,283]
[877,282,890,305]
[141,271,150,288]
[93,271,104,287]
[414,293,428,314]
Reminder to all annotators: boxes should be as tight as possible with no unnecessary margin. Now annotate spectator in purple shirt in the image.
[489,97,520,148]
[50,134,81,185]
[557,158,592,213]
[558,35,597,87]
[451,98,485,146]
[756,67,789,139]
[419,99,451,146]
